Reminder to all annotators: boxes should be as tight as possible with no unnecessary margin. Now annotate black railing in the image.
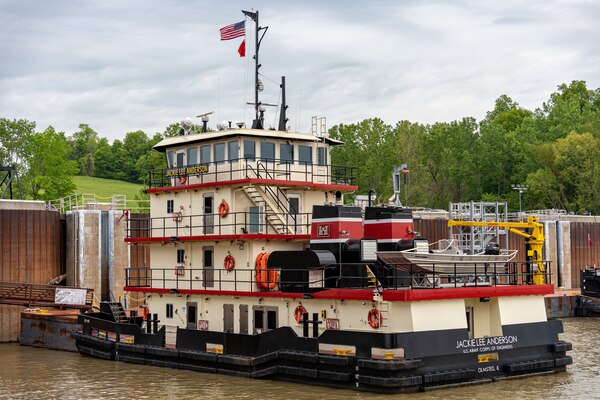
[126,211,311,238]
[146,157,356,189]
[125,260,552,292]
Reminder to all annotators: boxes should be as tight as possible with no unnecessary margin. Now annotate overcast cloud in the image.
[1,0,599,141]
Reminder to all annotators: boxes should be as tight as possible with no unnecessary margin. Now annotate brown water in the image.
[0,318,598,400]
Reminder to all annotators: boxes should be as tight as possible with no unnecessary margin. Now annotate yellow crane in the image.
[447,216,546,285]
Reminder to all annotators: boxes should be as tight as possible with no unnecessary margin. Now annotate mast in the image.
[242,9,268,129]
[278,76,288,131]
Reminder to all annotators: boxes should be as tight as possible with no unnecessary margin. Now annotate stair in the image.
[243,186,293,234]
[102,302,129,323]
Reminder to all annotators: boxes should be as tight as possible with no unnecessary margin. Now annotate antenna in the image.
[196,111,214,133]
[246,102,276,129]
[278,76,289,131]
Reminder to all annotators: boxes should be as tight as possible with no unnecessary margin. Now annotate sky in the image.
[1,0,599,142]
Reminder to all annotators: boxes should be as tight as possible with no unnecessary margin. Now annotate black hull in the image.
[74,317,572,393]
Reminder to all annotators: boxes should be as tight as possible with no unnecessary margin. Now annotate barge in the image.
[74,9,572,393]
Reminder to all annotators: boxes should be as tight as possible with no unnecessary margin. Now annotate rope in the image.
[126,292,148,302]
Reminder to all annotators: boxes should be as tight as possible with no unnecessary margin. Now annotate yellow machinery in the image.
[447,216,546,285]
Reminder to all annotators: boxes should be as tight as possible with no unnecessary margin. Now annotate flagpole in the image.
[242,9,268,129]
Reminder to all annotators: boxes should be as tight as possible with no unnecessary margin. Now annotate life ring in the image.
[294,305,307,324]
[218,200,230,218]
[368,308,380,329]
[224,255,235,271]
[142,306,149,321]
[407,225,414,235]
[178,175,187,185]
[255,252,279,290]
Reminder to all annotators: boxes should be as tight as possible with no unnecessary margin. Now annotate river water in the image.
[0,318,598,400]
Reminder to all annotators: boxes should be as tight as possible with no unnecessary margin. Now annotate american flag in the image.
[220,21,245,41]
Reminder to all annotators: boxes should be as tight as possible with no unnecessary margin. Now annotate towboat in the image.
[73,10,571,394]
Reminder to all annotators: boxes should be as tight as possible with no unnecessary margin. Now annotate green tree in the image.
[68,124,99,175]
[477,95,534,203]
[24,127,77,200]
[93,138,116,179]
[0,117,35,169]
[330,118,396,203]
[527,131,600,213]
[419,118,481,208]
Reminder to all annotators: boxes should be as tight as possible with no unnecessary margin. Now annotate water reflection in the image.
[0,318,597,400]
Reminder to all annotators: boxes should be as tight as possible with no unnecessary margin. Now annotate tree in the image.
[477,95,534,203]
[122,131,151,183]
[93,138,116,179]
[0,117,35,170]
[135,133,166,182]
[527,131,600,214]
[68,124,99,175]
[419,118,481,208]
[23,127,77,201]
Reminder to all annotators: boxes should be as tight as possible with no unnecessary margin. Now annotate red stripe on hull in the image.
[382,284,554,301]
[124,285,552,301]
[147,178,358,194]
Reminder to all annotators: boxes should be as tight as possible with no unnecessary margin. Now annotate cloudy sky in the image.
[1,0,599,141]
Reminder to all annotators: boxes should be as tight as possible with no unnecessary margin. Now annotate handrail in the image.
[147,157,356,189]
[125,260,552,292]
[126,211,312,238]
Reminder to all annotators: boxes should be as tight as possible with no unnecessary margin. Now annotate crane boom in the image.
[448,216,546,285]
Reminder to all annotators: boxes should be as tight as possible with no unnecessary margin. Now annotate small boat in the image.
[398,239,518,275]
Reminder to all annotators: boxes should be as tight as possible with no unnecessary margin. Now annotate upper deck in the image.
[147,128,357,192]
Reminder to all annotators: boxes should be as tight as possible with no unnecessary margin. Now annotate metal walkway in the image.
[0,282,93,309]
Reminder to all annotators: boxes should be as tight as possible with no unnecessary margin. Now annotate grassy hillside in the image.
[72,176,148,211]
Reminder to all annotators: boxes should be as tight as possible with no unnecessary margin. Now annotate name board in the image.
[55,288,87,305]
[456,335,518,354]
[166,165,209,177]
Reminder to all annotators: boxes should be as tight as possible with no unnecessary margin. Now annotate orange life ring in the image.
[218,200,230,218]
[294,305,307,324]
[368,308,380,329]
[142,306,149,321]
[407,225,414,235]
[178,175,187,184]
[224,255,235,271]
[255,252,279,290]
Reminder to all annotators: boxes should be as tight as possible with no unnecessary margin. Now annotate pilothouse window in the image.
[201,145,211,163]
[228,141,239,162]
[260,142,275,162]
[187,147,198,165]
[298,145,312,165]
[214,143,225,164]
[244,140,255,161]
[280,143,293,163]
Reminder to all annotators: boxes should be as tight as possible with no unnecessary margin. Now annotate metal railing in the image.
[48,193,129,213]
[146,157,356,189]
[126,211,312,238]
[125,260,552,292]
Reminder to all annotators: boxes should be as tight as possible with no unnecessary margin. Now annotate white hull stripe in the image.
[364,220,413,225]
[310,238,349,244]
[312,217,363,223]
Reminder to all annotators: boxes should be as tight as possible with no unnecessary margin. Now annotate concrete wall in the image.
[65,210,129,306]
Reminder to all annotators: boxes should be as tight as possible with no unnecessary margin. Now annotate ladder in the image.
[101,302,129,323]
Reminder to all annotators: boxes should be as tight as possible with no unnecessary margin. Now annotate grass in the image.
[72,176,148,211]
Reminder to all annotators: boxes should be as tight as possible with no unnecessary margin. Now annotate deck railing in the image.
[126,211,312,239]
[146,158,356,189]
[125,260,552,292]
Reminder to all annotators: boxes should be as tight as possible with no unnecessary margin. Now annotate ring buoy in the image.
[178,175,187,185]
[407,225,414,235]
[218,200,229,218]
[294,305,307,324]
[368,308,380,329]
[224,255,235,271]
[255,252,279,290]
[142,306,149,321]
